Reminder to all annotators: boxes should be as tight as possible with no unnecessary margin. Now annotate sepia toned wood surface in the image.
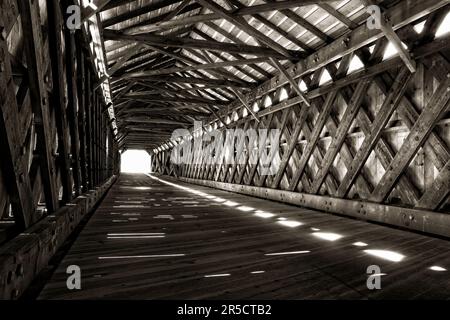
[39,174,450,299]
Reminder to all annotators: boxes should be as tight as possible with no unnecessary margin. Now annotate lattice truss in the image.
[0,0,119,239]
[153,2,450,213]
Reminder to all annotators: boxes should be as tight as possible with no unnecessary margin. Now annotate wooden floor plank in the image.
[38,174,450,299]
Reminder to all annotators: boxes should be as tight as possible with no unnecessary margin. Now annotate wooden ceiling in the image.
[94,0,397,149]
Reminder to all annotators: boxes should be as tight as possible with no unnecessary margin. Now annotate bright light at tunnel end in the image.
[121,149,151,173]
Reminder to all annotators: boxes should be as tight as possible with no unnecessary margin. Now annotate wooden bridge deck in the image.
[38,173,450,299]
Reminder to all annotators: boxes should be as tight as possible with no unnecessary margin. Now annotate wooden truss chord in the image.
[107,0,337,32]
[47,0,73,203]
[269,57,310,106]
[361,0,415,72]
[17,0,59,212]
[288,90,338,191]
[336,66,414,197]
[208,0,449,122]
[122,57,268,78]
[370,71,450,203]
[309,78,373,194]
[230,88,260,122]
[196,0,298,60]
[0,12,36,228]
[102,29,291,60]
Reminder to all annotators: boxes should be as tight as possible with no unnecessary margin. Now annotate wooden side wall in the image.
[153,7,450,232]
[0,0,119,245]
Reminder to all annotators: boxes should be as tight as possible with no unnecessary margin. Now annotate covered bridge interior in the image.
[1,0,450,299]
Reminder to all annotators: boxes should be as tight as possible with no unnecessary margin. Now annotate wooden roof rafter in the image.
[93,0,450,149]
[191,28,271,81]
[205,0,450,123]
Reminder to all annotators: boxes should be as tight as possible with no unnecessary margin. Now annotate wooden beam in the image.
[189,49,250,109]
[370,71,450,203]
[107,45,157,65]
[182,48,251,86]
[80,0,113,24]
[224,0,311,55]
[85,67,94,188]
[66,31,82,196]
[125,5,203,37]
[130,74,252,89]
[95,44,145,89]
[222,34,449,126]
[113,80,136,100]
[256,108,290,187]
[102,29,290,59]
[122,57,267,78]
[288,90,338,191]
[209,0,449,122]
[135,82,232,103]
[138,80,234,95]
[238,10,312,53]
[270,105,309,189]
[0,176,116,299]
[47,0,73,203]
[309,78,372,194]
[121,93,227,106]
[109,0,336,32]
[317,92,372,198]
[119,108,210,117]
[107,26,192,63]
[417,158,450,210]
[361,0,416,72]
[0,12,36,228]
[230,88,260,122]
[334,75,420,204]
[336,67,413,197]
[269,57,310,106]
[206,106,228,129]
[102,0,188,28]
[18,0,59,212]
[263,0,333,43]
[200,23,273,78]
[410,54,450,171]
[299,107,336,194]
[77,48,89,192]
[418,5,450,44]
[318,3,358,29]
[176,177,450,239]
[188,49,248,101]
[123,117,190,125]
[197,0,298,59]
[139,45,241,87]
[226,120,254,183]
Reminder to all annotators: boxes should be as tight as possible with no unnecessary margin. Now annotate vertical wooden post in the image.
[77,48,89,192]
[0,12,36,228]
[66,30,82,196]
[46,0,73,203]
[93,92,98,186]
[85,68,92,189]
[18,0,59,212]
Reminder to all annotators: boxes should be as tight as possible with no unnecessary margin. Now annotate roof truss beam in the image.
[207,0,449,122]
[131,74,252,89]
[109,0,339,33]
[103,29,290,59]
[361,0,416,72]
[196,0,299,60]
